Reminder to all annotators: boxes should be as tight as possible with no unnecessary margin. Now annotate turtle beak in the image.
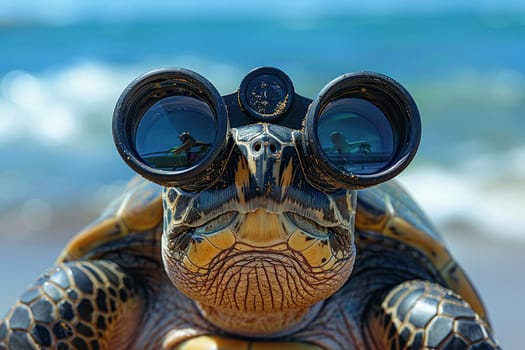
[230,125,300,204]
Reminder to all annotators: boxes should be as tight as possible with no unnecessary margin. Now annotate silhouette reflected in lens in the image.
[135,96,216,171]
[318,98,394,174]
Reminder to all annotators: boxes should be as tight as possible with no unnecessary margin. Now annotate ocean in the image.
[0,11,524,348]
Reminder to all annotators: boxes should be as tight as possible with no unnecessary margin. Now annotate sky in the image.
[1,0,524,24]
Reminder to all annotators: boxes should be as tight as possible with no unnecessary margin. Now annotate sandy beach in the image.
[444,231,524,349]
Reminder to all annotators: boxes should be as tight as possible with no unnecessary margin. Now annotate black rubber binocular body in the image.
[113,67,421,190]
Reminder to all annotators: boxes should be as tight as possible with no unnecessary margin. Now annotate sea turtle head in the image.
[161,122,356,336]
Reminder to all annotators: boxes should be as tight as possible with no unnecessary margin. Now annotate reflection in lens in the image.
[318,98,394,175]
[135,96,216,171]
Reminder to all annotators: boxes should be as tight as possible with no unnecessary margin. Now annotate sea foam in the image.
[400,147,525,243]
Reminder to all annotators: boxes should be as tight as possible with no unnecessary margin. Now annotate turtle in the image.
[0,68,500,350]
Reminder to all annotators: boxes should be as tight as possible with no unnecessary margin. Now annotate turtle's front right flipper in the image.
[0,260,144,350]
[365,280,500,350]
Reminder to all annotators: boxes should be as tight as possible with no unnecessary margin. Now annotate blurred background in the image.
[0,0,523,347]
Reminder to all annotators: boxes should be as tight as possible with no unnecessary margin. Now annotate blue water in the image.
[1,15,524,77]
[0,12,525,240]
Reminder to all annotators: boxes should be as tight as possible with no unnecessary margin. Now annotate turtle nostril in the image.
[250,138,280,155]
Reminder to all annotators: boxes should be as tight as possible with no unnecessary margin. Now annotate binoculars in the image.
[113,67,420,190]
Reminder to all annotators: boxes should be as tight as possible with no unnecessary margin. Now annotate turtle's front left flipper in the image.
[0,260,144,350]
[364,280,500,350]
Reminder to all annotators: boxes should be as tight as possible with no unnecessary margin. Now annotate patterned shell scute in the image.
[355,180,489,326]
[58,177,163,263]
[356,181,442,245]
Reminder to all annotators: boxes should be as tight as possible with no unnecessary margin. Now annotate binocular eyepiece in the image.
[113,67,420,190]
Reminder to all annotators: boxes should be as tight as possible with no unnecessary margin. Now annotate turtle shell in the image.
[57,176,489,326]
[57,177,163,263]
[355,180,489,325]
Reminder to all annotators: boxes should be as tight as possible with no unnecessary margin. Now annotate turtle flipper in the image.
[0,260,143,350]
[365,280,500,350]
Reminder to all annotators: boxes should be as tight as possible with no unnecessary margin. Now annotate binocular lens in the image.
[113,68,229,187]
[304,72,420,189]
[317,98,394,175]
[134,95,216,171]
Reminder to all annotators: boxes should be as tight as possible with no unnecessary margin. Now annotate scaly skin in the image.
[366,281,499,350]
[0,260,143,350]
